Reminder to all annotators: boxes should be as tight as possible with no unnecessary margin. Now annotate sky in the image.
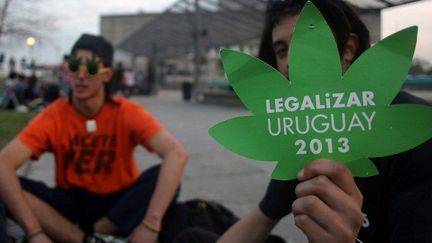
[3,0,432,66]
[382,0,432,65]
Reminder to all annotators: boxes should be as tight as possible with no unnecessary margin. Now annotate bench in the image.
[199,80,242,105]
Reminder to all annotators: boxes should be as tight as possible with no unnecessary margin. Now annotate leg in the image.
[17,178,85,242]
[94,217,120,235]
[94,165,173,235]
[23,191,84,243]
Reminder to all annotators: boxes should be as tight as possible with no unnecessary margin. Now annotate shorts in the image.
[18,164,178,235]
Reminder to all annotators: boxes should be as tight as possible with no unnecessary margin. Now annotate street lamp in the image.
[26,36,36,69]
[26,36,36,46]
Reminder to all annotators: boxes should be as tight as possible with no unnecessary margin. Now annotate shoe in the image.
[83,233,107,243]
[93,233,126,243]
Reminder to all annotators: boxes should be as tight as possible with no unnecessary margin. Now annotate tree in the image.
[0,0,54,45]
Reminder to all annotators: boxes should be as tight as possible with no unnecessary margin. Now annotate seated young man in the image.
[0,34,188,243]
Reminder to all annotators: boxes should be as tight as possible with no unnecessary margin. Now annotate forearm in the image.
[217,207,279,243]
[144,148,187,227]
[0,162,41,234]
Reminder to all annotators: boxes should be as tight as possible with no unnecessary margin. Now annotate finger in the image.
[294,214,329,243]
[295,175,361,209]
[292,195,341,232]
[292,195,360,242]
[295,176,364,228]
[298,159,361,200]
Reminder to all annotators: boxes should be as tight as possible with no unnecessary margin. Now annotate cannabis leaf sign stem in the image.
[209,2,432,180]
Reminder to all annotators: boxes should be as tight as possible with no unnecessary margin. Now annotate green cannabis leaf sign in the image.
[209,1,432,180]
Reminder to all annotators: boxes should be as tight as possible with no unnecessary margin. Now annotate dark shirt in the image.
[259,91,432,243]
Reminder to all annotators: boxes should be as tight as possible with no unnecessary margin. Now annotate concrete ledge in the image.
[200,89,242,106]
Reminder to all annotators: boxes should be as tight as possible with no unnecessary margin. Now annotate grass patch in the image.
[0,111,35,149]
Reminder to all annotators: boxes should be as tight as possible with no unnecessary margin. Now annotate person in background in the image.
[111,62,127,97]
[12,73,29,105]
[124,68,135,96]
[58,54,71,96]
[1,71,19,109]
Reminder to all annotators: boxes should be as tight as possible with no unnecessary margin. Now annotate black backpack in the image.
[159,199,286,243]
[159,199,238,243]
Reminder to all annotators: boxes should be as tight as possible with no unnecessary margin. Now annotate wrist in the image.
[143,213,162,228]
[27,229,44,241]
[141,219,161,234]
[23,219,42,235]
[24,224,42,236]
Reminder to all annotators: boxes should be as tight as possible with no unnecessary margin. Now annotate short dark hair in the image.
[259,0,370,68]
[71,34,114,67]
[69,34,116,103]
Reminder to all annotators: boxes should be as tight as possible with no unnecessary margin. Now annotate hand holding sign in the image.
[209,2,432,180]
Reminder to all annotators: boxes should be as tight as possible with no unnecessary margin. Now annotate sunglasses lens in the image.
[68,59,80,72]
[87,62,99,75]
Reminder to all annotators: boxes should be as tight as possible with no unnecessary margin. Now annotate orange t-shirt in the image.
[17,97,164,194]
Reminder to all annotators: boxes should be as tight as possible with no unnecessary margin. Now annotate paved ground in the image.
[17,88,432,243]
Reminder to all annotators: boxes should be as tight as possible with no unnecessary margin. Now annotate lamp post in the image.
[26,36,36,69]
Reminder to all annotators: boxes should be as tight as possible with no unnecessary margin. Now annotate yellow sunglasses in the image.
[67,55,110,75]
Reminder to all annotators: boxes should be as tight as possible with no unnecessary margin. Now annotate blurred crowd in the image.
[0,54,154,113]
[0,56,61,112]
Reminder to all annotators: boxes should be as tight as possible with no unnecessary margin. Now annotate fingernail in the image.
[297,169,304,179]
